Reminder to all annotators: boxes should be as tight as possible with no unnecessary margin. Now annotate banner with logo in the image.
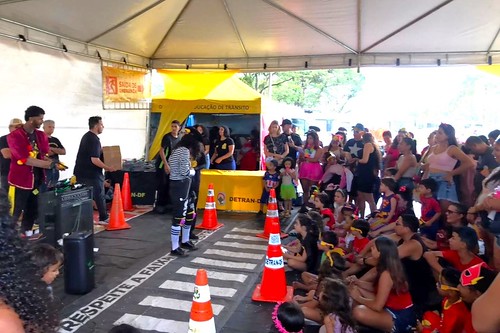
[198,170,265,212]
[102,66,149,103]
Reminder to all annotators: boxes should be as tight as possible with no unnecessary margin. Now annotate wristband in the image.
[362,257,367,265]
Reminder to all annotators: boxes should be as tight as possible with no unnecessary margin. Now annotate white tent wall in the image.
[0,38,148,180]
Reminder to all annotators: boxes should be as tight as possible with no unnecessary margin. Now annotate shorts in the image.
[428,173,459,203]
[386,306,416,333]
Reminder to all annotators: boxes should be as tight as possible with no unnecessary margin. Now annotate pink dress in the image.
[298,147,323,181]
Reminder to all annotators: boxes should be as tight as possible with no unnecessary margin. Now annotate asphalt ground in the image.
[53,210,321,333]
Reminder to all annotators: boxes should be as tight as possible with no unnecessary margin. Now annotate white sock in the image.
[182,225,191,243]
[171,226,181,250]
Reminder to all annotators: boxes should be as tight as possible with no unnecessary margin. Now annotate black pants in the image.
[10,186,39,232]
[78,175,107,221]
[155,168,171,207]
[169,178,195,226]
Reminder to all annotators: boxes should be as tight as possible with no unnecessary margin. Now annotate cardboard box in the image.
[102,146,122,170]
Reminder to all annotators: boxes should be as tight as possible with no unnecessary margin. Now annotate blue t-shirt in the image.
[263,171,280,189]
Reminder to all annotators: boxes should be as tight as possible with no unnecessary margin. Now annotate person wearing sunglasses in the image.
[421,268,474,333]
[422,202,469,251]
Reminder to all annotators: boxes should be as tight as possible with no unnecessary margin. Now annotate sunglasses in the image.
[350,227,363,233]
[446,209,462,215]
[437,273,459,291]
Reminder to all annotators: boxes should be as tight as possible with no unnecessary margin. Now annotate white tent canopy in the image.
[0,0,499,71]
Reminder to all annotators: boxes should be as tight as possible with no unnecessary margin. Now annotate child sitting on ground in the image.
[337,203,357,248]
[344,219,370,266]
[318,278,357,333]
[294,253,346,324]
[30,243,64,298]
[307,210,325,235]
[293,231,344,292]
[272,301,305,333]
[314,192,335,231]
[421,268,474,333]
[416,178,441,240]
[368,177,399,234]
[283,214,320,273]
[332,189,347,231]
[257,158,280,216]
[280,157,298,218]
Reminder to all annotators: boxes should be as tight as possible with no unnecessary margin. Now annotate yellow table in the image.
[197,169,265,212]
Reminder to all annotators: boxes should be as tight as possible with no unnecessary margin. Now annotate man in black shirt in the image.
[154,120,182,213]
[0,118,23,190]
[281,119,302,163]
[43,120,66,189]
[74,116,115,224]
[466,135,499,199]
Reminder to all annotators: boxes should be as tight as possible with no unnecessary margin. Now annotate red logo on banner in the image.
[106,77,118,95]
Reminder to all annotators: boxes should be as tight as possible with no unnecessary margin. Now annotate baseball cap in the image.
[9,118,23,127]
[281,119,292,126]
[352,123,365,132]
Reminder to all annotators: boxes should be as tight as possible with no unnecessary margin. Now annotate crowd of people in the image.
[264,120,500,332]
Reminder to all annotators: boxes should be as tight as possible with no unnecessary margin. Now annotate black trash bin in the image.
[63,231,95,294]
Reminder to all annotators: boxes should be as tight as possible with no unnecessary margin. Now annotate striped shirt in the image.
[168,147,191,180]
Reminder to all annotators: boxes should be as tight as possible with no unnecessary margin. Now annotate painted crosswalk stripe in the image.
[223,234,267,242]
[191,257,257,270]
[114,314,187,333]
[232,227,260,234]
[159,280,237,297]
[139,296,224,315]
[214,241,268,251]
[203,249,264,260]
[176,267,248,283]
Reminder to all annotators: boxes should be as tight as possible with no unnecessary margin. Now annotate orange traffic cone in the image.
[188,269,216,333]
[256,189,287,239]
[121,172,133,211]
[196,183,223,230]
[252,216,293,302]
[106,183,131,231]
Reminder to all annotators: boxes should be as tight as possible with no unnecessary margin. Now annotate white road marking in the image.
[114,314,187,333]
[176,267,248,283]
[223,234,267,242]
[139,296,224,315]
[232,227,260,234]
[159,280,237,297]
[191,257,257,270]
[203,249,264,260]
[214,241,268,251]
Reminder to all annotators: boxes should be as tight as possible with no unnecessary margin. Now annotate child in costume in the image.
[314,192,335,231]
[416,178,441,240]
[344,219,370,265]
[257,158,280,215]
[368,177,399,233]
[280,157,298,218]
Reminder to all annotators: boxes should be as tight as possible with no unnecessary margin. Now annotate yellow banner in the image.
[198,170,265,212]
[102,66,149,103]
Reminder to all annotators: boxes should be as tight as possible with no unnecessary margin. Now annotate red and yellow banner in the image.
[102,66,149,103]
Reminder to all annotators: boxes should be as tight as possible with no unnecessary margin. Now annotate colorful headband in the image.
[272,303,303,333]
[325,248,345,267]
[350,227,363,234]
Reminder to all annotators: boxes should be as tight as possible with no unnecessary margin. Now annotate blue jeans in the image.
[78,174,107,221]
[214,160,236,170]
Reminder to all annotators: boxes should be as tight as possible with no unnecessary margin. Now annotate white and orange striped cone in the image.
[196,183,223,230]
[188,269,216,333]
[256,189,287,239]
[252,217,293,302]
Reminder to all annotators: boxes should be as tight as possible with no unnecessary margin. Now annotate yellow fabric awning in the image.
[149,70,261,160]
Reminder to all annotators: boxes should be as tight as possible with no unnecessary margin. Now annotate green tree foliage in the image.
[239,69,365,113]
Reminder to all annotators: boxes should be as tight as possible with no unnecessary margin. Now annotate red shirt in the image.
[7,127,49,190]
[440,298,476,333]
[320,208,335,229]
[352,237,370,254]
[420,195,441,222]
[441,250,485,272]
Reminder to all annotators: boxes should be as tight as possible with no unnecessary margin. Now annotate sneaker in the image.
[180,240,198,250]
[97,218,109,226]
[170,247,188,256]
[189,233,199,240]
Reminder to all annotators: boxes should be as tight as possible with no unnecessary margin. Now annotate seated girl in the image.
[318,278,357,333]
[349,236,417,333]
[314,192,335,231]
[283,214,320,273]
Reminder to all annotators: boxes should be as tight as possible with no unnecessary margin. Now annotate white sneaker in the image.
[98,218,109,226]
[25,230,33,237]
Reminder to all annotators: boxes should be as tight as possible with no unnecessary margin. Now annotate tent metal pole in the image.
[487,25,500,54]
[222,0,248,58]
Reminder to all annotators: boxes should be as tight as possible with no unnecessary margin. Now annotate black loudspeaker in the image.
[63,231,95,294]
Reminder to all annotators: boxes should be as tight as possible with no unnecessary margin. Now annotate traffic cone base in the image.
[195,220,224,230]
[121,172,133,211]
[106,184,131,231]
[252,284,294,303]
